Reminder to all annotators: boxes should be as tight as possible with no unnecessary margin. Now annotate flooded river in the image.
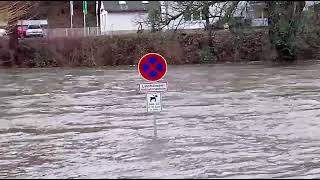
[1,64,320,178]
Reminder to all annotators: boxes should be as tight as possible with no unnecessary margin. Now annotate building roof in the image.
[102,1,160,13]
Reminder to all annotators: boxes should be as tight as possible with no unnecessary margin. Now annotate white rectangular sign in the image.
[140,83,167,93]
[146,93,162,112]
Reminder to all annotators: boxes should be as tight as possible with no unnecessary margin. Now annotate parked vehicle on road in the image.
[25,24,44,38]
[17,25,28,38]
[0,28,6,37]
[17,19,48,38]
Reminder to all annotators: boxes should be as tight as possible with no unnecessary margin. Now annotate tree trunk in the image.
[266,1,279,45]
[266,1,306,61]
[8,28,18,50]
[265,1,280,61]
[202,3,210,31]
[6,2,19,50]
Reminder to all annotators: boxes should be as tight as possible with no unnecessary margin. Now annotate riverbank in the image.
[0,30,319,68]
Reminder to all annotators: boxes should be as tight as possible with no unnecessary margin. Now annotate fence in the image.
[43,24,267,39]
[44,27,138,39]
[251,18,268,27]
[44,27,100,38]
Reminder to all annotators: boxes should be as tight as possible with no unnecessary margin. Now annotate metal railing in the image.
[41,24,268,39]
[44,27,138,39]
[251,18,268,27]
[44,27,101,38]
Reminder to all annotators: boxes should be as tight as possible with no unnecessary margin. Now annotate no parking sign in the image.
[138,53,167,82]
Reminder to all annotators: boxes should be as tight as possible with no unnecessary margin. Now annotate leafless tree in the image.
[0,1,39,49]
[140,1,243,33]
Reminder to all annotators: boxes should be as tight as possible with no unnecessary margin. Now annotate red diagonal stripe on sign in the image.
[144,58,162,76]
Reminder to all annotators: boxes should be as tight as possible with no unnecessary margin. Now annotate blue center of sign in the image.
[148,57,157,64]
[142,57,163,78]
[156,63,163,71]
[149,71,158,78]
[143,64,149,72]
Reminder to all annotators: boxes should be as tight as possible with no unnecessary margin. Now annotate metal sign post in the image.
[146,92,162,138]
[138,53,168,138]
[153,114,157,138]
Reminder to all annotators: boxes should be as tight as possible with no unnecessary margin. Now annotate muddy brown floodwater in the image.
[1,64,320,178]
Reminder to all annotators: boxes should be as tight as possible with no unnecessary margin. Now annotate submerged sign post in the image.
[138,53,168,137]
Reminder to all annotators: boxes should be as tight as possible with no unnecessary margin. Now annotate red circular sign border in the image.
[138,53,167,82]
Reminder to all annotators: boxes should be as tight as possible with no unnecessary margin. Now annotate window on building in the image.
[120,4,128,10]
[119,1,128,10]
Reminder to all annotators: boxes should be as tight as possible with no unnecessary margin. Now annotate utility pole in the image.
[70,1,73,28]
[83,1,87,36]
[96,1,99,27]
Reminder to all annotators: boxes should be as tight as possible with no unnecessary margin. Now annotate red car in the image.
[17,25,28,38]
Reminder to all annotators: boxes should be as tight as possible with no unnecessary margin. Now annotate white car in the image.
[25,24,44,37]
[0,28,6,37]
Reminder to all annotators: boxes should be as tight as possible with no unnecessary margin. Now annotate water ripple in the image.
[1,64,320,178]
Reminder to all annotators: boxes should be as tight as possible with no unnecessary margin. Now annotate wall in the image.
[251,18,268,27]
[167,20,206,30]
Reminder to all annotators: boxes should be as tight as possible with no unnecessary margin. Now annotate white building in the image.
[99,1,158,33]
[99,1,272,33]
